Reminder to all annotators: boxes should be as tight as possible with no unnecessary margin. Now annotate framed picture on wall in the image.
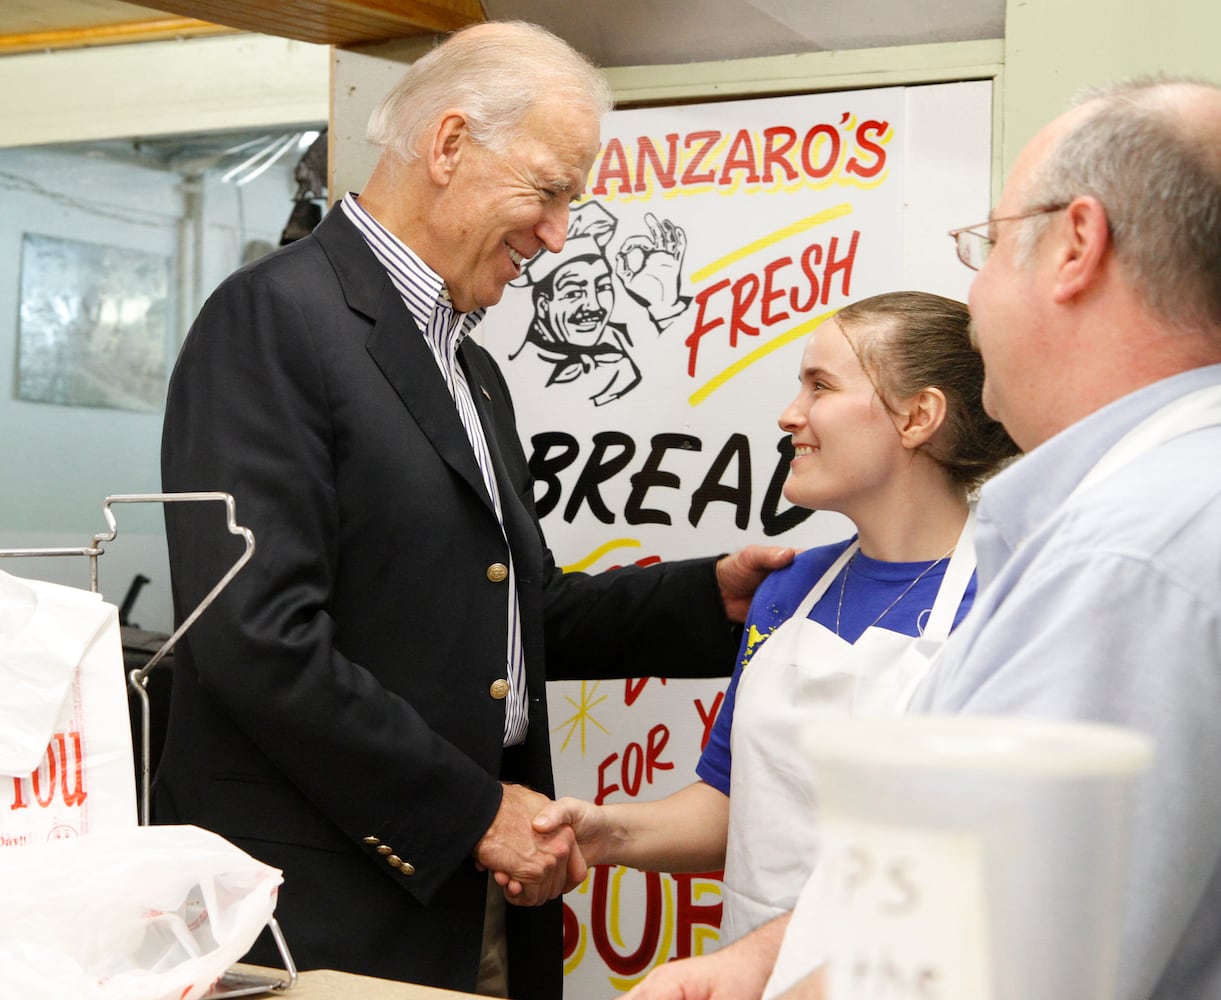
[15,233,170,413]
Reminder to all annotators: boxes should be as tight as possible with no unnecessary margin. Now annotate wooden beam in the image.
[139,0,485,45]
[0,16,232,55]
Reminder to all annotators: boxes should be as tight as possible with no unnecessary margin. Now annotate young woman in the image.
[528,291,1020,942]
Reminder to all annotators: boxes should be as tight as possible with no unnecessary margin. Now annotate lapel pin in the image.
[480,385,491,400]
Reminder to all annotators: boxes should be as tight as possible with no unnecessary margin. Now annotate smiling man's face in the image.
[438,98,601,314]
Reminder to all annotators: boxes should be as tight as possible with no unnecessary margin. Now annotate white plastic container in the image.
[800,715,1153,1000]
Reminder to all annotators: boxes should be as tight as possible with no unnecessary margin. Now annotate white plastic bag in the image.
[0,569,137,844]
[0,824,283,999]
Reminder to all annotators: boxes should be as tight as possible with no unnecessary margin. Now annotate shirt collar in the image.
[978,365,1221,568]
[341,192,486,337]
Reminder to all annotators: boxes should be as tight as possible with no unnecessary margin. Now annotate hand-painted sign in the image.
[480,81,991,995]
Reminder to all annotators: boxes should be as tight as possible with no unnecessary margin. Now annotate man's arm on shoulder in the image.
[715,545,798,623]
[542,546,795,682]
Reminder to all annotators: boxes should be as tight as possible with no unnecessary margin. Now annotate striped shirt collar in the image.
[340,192,485,343]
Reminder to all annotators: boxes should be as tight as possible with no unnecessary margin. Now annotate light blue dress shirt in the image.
[913,364,1221,1000]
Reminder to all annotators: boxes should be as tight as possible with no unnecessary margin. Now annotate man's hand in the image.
[474,783,587,906]
[532,796,612,867]
[716,545,797,623]
[775,968,826,1000]
[620,944,771,999]
[621,913,790,999]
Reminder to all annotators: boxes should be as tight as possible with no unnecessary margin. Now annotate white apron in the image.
[720,511,977,944]
[759,381,1221,1000]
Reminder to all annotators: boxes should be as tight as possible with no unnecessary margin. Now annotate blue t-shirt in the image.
[696,538,978,794]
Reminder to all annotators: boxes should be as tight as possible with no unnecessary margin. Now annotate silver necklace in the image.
[835,543,956,637]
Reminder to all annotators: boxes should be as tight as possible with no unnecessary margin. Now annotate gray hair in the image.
[1019,75,1221,334]
[366,20,613,162]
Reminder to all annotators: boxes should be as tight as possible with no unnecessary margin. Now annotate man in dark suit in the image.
[158,20,792,999]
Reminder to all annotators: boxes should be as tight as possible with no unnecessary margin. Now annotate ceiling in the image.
[0,0,1005,66]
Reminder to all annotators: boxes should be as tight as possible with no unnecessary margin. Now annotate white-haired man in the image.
[159,20,790,998]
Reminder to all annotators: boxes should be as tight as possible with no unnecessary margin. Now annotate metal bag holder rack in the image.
[0,492,297,998]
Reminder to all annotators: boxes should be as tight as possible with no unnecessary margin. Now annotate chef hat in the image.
[512,200,618,287]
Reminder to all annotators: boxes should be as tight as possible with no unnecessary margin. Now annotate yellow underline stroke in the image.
[688,307,842,407]
[690,202,854,284]
[562,538,642,573]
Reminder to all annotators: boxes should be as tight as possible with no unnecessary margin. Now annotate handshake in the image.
[473,783,608,907]
[470,545,794,905]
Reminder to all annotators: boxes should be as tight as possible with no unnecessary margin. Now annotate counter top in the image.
[222,964,482,999]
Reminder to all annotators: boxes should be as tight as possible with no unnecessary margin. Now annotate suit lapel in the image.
[461,340,538,570]
[369,307,496,511]
[312,205,494,512]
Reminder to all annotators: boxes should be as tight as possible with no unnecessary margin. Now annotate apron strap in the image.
[1075,384,1221,496]
[792,541,859,621]
[920,506,978,642]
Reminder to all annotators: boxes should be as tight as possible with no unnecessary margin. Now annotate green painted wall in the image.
[1002,0,1221,172]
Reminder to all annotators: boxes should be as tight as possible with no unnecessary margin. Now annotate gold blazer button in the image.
[486,563,509,583]
[489,678,510,700]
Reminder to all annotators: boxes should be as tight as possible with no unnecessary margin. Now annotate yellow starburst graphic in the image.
[554,680,611,754]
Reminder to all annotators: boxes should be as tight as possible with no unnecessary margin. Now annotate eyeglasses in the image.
[948,204,1069,270]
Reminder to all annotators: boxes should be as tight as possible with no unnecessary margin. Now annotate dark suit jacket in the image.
[157,206,739,998]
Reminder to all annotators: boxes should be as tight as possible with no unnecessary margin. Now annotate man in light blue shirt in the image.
[619,75,1221,1000]
[909,76,1221,1000]
[911,369,1221,1000]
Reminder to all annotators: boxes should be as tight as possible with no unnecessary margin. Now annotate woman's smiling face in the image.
[778,317,909,516]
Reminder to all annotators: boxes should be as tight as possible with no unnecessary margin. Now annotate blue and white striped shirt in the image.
[342,193,528,746]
